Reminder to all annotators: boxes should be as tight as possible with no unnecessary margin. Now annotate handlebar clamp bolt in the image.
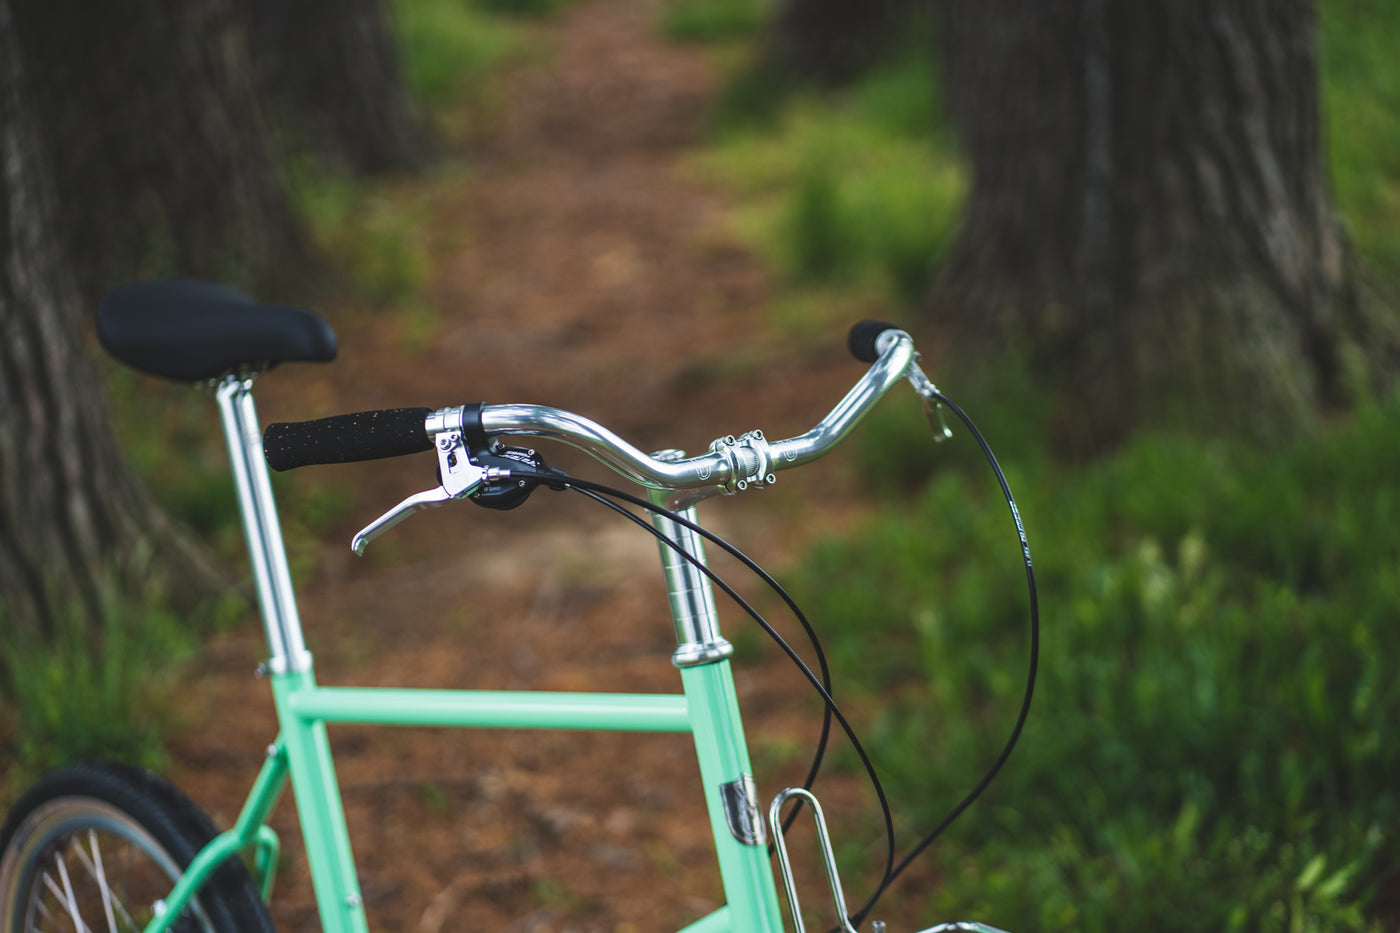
[709,430,776,494]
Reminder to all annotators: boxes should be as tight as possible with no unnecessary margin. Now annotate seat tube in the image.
[214,376,311,675]
[216,379,366,929]
[650,461,785,933]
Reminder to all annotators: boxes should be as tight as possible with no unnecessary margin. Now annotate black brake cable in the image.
[547,477,896,886]
[507,386,1038,930]
[845,388,1040,928]
[560,482,839,842]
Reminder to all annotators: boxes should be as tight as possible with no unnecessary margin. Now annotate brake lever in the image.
[351,485,456,555]
[350,427,509,555]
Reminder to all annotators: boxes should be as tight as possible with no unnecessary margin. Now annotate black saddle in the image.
[97,280,337,382]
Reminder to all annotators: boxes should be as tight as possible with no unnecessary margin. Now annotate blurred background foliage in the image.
[674,0,1400,929]
[2,0,1398,929]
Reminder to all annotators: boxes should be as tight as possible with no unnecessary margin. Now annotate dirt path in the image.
[167,3,925,931]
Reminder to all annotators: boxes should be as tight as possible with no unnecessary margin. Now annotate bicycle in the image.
[0,279,1037,933]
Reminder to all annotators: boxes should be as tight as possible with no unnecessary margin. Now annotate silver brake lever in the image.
[351,426,508,555]
[352,486,456,555]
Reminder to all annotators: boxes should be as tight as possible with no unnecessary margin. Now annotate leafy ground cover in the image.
[797,385,1400,932]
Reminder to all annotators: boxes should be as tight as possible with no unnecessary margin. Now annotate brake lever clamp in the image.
[435,429,490,497]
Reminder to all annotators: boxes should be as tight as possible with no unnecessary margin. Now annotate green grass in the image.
[660,0,769,44]
[789,384,1400,931]
[105,369,245,558]
[1321,0,1400,281]
[388,0,536,109]
[695,49,965,321]
[290,163,433,312]
[0,589,193,799]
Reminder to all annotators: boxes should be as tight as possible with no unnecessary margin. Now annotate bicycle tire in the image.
[0,761,276,933]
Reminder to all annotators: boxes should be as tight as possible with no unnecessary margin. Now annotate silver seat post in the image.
[214,375,311,674]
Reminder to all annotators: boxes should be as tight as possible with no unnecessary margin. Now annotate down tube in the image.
[683,659,785,933]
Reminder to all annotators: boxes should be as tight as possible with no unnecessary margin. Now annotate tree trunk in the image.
[764,0,922,86]
[6,0,308,306]
[2,0,432,643]
[0,1,224,640]
[249,0,430,175]
[934,0,1398,450]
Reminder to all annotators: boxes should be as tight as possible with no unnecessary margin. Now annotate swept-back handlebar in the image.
[262,322,940,551]
[474,324,920,493]
[266,322,925,484]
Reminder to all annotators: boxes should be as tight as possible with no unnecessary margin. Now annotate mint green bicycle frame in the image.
[145,328,928,933]
[141,386,799,933]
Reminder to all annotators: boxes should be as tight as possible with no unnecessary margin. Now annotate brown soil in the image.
[164,2,937,930]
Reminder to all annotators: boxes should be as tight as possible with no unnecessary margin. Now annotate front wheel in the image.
[0,761,275,933]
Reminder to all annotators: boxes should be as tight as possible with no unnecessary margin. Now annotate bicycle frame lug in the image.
[720,774,766,846]
[263,650,314,676]
[673,638,735,668]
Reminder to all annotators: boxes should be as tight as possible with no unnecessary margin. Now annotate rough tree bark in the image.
[1,0,429,642]
[6,0,308,306]
[0,0,223,638]
[248,0,430,175]
[934,0,1397,450]
[763,0,922,86]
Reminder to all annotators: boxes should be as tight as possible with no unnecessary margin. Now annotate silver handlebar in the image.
[478,327,922,497]
[353,328,935,552]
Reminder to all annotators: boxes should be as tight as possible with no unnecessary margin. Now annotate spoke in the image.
[33,891,62,932]
[103,838,142,933]
[87,831,182,933]
[50,851,95,933]
[40,871,74,927]
[77,830,120,933]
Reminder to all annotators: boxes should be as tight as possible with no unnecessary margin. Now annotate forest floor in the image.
[166,1,935,931]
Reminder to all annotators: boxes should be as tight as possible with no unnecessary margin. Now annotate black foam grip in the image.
[847,320,901,363]
[263,407,434,471]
